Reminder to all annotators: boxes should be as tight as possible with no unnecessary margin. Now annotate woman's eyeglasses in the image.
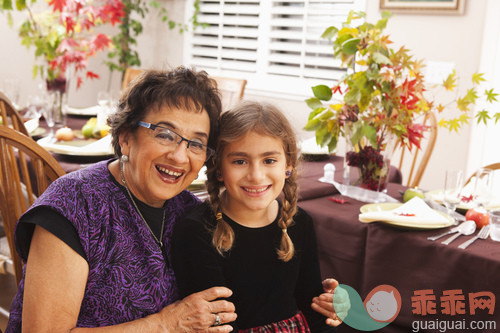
[137,121,214,161]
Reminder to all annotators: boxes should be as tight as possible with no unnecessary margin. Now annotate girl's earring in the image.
[121,155,129,163]
[216,171,223,181]
[285,170,292,177]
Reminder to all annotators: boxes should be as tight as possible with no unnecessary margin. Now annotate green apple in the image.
[403,188,424,202]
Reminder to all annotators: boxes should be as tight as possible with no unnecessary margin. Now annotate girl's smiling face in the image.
[119,106,210,207]
[219,131,292,218]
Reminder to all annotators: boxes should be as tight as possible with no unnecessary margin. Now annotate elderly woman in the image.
[6,67,236,332]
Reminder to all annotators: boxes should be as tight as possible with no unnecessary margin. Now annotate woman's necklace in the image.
[120,161,165,248]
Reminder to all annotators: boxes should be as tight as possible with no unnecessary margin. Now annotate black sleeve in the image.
[16,206,87,261]
[171,212,228,298]
[294,210,336,333]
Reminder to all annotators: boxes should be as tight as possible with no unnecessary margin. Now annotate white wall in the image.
[1,0,497,191]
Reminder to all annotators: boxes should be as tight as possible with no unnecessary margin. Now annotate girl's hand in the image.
[159,286,237,332]
[311,278,345,327]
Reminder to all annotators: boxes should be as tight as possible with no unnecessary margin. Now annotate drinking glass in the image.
[473,168,493,210]
[97,91,111,127]
[443,169,464,223]
[43,95,57,142]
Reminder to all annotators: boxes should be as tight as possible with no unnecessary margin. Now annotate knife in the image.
[424,198,465,222]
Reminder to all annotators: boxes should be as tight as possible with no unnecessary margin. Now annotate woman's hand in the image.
[158,286,237,332]
[311,278,344,327]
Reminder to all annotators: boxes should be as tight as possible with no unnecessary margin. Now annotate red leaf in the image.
[49,0,66,12]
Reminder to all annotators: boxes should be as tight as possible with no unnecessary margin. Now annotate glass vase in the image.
[343,132,396,193]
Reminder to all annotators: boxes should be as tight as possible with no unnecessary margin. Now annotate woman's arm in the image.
[22,225,236,333]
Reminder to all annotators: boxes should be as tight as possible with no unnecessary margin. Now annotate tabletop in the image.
[298,175,500,332]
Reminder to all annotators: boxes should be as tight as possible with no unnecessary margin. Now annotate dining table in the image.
[297,158,500,332]
[34,113,114,173]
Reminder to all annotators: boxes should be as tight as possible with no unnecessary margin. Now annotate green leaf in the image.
[15,0,25,10]
[304,118,321,131]
[448,119,461,132]
[485,88,499,103]
[372,52,391,65]
[494,112,500,123]
[316,125,333,146]
[476,110,491,125]
[342,38,360,55]
[305,97,323,110]
[321,26,338,40]
[380,11,392,20]
[327,136,338,152]
[472,72,485,85]
[312,85,332,101]
[319,110,334,121]
[1,0,13,10]
[307,106,325,120]
[362,125,378,147]
[344,88,361,105]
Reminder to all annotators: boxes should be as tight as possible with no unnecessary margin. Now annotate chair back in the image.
[392,111,438,188]
[0,126,66,285]
[0,91,29,136]
[212,76,247,111]
[121,68,145,91]
[465,162,500,185]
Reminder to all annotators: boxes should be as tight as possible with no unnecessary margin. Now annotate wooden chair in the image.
[212,76,247,111]
[392,111,438,188]
[0,90,29,136]
[0,126,66,285]
[465,162,500,185]
[121,68,145,91]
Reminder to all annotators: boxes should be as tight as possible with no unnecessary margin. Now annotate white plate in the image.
[37,135,114,156]
[425,189,500,211]
[360,203,454,229]
[66,105,101,116]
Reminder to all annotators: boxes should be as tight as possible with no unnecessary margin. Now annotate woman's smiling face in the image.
[119,105,210,207]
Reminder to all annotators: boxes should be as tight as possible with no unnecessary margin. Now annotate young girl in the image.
[172,101,336,332]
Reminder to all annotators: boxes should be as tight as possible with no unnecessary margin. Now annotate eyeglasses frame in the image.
[137,121,215,161]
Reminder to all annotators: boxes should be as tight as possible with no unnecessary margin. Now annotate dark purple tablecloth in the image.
[299,184,500,332]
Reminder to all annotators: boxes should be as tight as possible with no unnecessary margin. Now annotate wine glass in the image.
[443,169,464,224]
[97,91,111,126]
[473,168,493,210]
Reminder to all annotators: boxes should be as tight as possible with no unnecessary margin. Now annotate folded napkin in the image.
[76,134,113,154]
[359,197,449,226]
[24,117,39,134]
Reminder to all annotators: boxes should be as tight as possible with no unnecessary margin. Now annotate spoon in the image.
[441,220,477,245]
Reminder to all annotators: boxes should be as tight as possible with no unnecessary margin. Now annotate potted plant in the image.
[104,0,203,81]
[305,11,430,191]
[4,0,124,121]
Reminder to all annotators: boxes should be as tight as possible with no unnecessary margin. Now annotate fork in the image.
[458,225,490,249]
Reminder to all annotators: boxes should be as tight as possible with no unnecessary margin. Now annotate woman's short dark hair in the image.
[108,67,222,157]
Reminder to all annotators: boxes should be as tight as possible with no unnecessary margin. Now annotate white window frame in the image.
[183,0,367,101]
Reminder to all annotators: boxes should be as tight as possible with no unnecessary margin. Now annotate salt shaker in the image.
[323,163,335,183]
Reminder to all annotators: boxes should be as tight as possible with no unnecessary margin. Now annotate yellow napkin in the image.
[359,197,449,226]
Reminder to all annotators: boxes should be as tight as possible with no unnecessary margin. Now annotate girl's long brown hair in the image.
[206,101,299,262]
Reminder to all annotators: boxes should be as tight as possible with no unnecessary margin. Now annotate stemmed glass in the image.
[42,95,57,142]
[97,91,111,127]
[473,168,493,210]
[443,169,464,224]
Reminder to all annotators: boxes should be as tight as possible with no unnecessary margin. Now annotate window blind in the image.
[184,0,366,99]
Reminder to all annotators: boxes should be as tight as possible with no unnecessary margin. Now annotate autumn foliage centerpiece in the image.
[10,0,125,120]
[305,11,430,191]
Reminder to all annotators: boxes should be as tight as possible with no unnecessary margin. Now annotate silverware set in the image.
[458,225,490,249]
[428,222,490,249]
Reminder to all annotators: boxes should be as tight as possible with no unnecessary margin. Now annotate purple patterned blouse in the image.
[6,160,200,331]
